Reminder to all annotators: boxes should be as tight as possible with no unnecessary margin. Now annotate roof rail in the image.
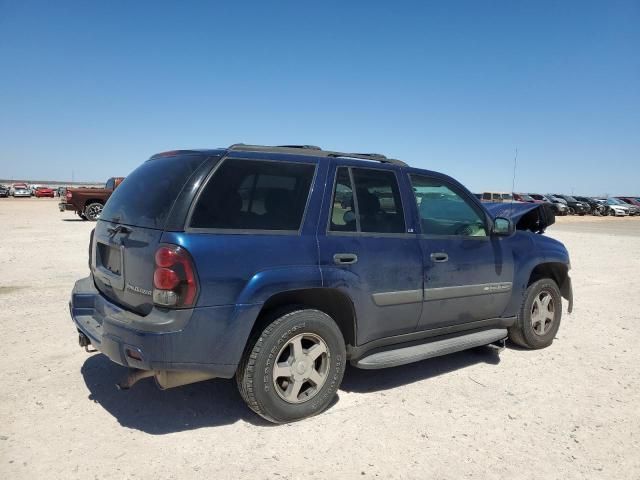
[277,144,322,150]
[227,144,408,167]
[326,152,407,167]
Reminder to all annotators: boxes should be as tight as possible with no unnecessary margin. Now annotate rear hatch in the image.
[91,153,211,315]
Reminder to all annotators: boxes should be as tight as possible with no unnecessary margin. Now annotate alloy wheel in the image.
[85,204,103,221]
[272,333,330,404]
[530,291,555,335]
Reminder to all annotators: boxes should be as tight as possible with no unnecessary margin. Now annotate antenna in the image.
[510,148,518,206]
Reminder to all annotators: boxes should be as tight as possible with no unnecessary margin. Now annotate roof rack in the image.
[227,144,408,167]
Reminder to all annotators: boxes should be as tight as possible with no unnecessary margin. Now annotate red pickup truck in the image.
[59,177,124,221]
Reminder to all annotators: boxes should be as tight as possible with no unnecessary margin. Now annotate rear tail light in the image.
[152,245,198,308]
[66,191,72,199]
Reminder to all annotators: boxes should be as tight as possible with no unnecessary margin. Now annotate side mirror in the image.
[492,217,513,236]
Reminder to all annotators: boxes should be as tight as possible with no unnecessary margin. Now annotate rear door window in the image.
[329,167,405,234]
[190,158,316,231]
[101,154,209,229]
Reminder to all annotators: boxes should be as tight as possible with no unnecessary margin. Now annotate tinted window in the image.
[492,193,501,201]
[101,154,208,229]
[329,167,357,232]
[191,159,315,231]
[105,178,115,190]
[351,168,405,233]
[410,175,487,237]
[482,193,491,200]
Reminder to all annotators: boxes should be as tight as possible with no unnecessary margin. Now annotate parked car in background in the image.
[609,197,639,216]
[481,192,515,202]
[598,198,629,216]
[69,144,572,423]
[35,187,55,198]
[552,195,589,216]
[573,196,600,215]
[10,183,29,196]
[59,177,125,221]
[529,194,569,216]
[0,185,9,197]
[12,185,31,197]
[616,197,640,213]
[513,193,537,203]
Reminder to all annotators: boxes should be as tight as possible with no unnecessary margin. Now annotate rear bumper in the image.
[69,276,261,378]
[59,202,75,212]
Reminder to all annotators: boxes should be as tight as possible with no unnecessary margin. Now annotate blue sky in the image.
[0,1,638,195]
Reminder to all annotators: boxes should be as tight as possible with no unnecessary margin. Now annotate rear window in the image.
[190,158,316,231]
[101,154,208,229]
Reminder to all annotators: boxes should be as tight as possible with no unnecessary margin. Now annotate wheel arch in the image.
[251,288,357,348]
[528,262,572,312]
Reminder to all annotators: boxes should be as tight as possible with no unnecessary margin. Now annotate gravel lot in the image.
[1,198,639,480]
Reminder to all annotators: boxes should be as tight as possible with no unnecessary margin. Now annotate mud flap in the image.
[560,276,573,313]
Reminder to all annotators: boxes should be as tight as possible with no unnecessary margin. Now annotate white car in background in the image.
[598,198,629,216]
[12,186,31,197]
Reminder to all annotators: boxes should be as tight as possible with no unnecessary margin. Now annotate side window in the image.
[105,178,115,190]
[492,193,501,201]
[190,159,315,230]
[329,167,356,232]
[352,168,405,233]
[410,175,487,237]
[482,192,491,200]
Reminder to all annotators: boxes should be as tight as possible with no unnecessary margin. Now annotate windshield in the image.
[519,194,534,201]
[564,195,577,202]
[607,198,623,205]
[101,154,209,229]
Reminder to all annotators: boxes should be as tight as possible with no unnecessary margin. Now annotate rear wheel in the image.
[508,278,562,349]
[84,202,103,221]
[236,308,346,423]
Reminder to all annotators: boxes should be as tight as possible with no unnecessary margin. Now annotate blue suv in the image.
[70,144,573,423]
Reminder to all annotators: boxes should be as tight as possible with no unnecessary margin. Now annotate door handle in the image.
[333,253,358,265]
[430,252,448,263]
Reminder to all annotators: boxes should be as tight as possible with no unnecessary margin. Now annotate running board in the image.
[353,328,508,370]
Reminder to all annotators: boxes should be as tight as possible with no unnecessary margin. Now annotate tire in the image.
[236,308,346,423]
[608,209,616,217]
[568,207,575,215]
[84,202,103,221]
[508,278,562,349]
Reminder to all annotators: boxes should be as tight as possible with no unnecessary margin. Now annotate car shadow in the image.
[62,219,86,222]
[81,354,275,433]
[81,347,500,433]
[341,346,501,393]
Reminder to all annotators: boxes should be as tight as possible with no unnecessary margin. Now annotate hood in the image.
[484,202,556,234]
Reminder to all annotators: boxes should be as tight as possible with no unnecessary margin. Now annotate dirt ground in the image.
[1,198,639,480]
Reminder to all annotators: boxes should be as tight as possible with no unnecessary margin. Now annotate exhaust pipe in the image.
[154,370,216,389]
[116,369,215,390]
[116,369,155,390]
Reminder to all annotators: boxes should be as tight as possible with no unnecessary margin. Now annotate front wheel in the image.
[508,279,562,349]
[236,308,346,423]
[84,202,103,221]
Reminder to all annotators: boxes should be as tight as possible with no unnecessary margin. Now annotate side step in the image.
[353,328,508,370]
